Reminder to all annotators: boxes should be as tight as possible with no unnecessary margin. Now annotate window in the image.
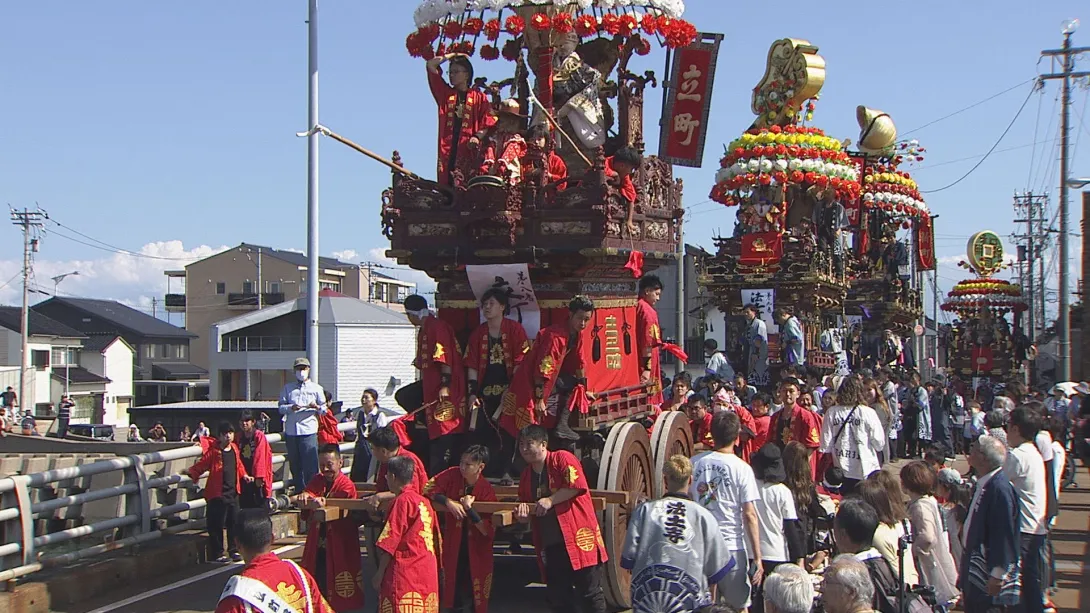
[52,348,80,367]
[396,286,411,303]
[31,350,49,368]
[215,282,226,295]
[373,283,387,303]
[144,344,157,359]
[319,280,340,292]
[173,344,188,359]
[242,280,254,294]
[268,281,282,294]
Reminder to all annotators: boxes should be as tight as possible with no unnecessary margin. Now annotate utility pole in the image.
[675,224,685,376]
[256,247,263,307]
[305,0,321,378]
[1040,21,1090,381]
[1012,191,1048,341]
[11,209,44,420]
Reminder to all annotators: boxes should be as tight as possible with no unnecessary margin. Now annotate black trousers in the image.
[351,439,373,483]
[543,543,606,613]
[239,481,268,510]
[1020,532,1047,613]
[206,496,239,558]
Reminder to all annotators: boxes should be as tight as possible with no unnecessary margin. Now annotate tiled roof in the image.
[35,297,196,339]
[0,306,87,338]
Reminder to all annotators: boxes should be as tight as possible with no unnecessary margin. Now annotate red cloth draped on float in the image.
[464,318,530,380]
[215,552,333,613]
[740,231,784,265]
[518,450,608,578]
[428,69,495,185]
[317,411,343,446]
[424,468,498,613]
[636,298,664,406]
[416,314,468,439]
[375,448,429,495]
[300,473,363,612]
[498,324,586,437]
[375,486,442,613]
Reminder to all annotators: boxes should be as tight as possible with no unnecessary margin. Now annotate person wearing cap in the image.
[278,357,327,493]
[1044,385,1071,432]
[751,444,806,580]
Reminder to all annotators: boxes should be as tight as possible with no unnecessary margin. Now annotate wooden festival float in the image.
[940,231,1027,379]
[701,39,854,373]
[315,1,724,607]
[842,108,931,338]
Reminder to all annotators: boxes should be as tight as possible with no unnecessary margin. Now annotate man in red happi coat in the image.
[769,378,823,479]
[499,296,594,442]
[373,455,441,613]
[237,410,273,510]
[187,422,250,562]
[362,426,429,515]
[516,425,607,613]
[687,397,715,451]
[403,294,467,473]
[424,445,497,613]
[425,53,496,186]
[216,510,333,613]
[636,274,665,406]
[296,445,364,612]
[465,287,530,477]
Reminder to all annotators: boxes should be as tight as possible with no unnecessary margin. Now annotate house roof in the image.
[236,243,359,271]
[51,367,111,385]
[34,297,196,339]
[0,307,88,339]
[81,334,133,353]
[213,292,411,335]
[152,362,208,380]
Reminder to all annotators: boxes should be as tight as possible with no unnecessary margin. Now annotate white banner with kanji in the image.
[465,264,541,338]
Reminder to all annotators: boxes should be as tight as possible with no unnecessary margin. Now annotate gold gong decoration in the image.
[966,231,1005,278]
[750,38,826,127]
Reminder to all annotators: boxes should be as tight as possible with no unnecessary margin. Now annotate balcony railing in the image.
[220,336,306,352]
[226,292,285,309]
[163,294,186,312]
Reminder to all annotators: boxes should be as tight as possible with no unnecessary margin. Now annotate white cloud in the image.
[0,241,230,314]
[331,249,359,262]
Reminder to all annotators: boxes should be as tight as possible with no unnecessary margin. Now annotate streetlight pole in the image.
[51,271,79,296]
[305,0,321,378]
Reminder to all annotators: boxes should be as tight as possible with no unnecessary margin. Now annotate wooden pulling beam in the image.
[326,497,606,514]
[353,483,630,505]
[298,124,425,182]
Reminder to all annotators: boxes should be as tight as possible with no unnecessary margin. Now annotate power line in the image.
[921,81,1039,194]
[44,217,197,261]
[901,78,1038,137]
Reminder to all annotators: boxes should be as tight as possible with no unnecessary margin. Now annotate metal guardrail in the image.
[0,421,358,582]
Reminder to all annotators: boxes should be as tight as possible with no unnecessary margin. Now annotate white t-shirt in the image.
[819,404,886,480]
[1005,441,1048,535]
[1035,430,1054,463]
[1050,441,1065,502]
[690,450,760,552]
[755,481,798,562]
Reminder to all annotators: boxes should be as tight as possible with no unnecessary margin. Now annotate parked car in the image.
[63,424,116,441]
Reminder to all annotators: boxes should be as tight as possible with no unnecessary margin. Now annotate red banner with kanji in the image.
[915,215,936,271]
[658,33,724,168]
[740,232,783,265]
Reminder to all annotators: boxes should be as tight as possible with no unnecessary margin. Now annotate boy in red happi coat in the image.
[424,445,498,613]
[515,425,607,613]
[186,421,250,562]
[296,444,364,612]
[373,455,441,613]
[216,510,333,613]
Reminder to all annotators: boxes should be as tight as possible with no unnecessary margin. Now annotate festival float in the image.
[701,38,852,373]
[319,1,722,607]
[842,108,931,339]
[941,231,1028,378]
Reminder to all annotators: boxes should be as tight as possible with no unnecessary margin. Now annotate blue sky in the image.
[1,1,1087,326]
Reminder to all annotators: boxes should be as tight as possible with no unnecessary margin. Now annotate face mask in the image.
[296,369,309,382]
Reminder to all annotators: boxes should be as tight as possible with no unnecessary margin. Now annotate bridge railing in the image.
[0,421,358,582]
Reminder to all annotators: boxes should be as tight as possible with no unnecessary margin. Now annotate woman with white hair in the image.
[763,564,815,613]
[822,555,878,613]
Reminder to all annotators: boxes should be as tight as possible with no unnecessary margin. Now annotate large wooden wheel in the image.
[649,411,694,499]
[596,421,654,609]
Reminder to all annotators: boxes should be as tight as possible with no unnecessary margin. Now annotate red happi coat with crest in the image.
[416,314,467,439]
[635,297,664,406]
[498,324,585,437]
[424,467,498,613]
[465,318,530,385]
[214,552,333,613]
[518,450,608,577]
[300,473,363,612]
[375,486,442,613]
[375,448,430,496]
[429,69,495,185]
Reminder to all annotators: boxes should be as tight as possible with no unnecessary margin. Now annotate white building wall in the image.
[102,340,134,426]
[317,325,339,402]
[333,324,417,408]
[0,329,17,366]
